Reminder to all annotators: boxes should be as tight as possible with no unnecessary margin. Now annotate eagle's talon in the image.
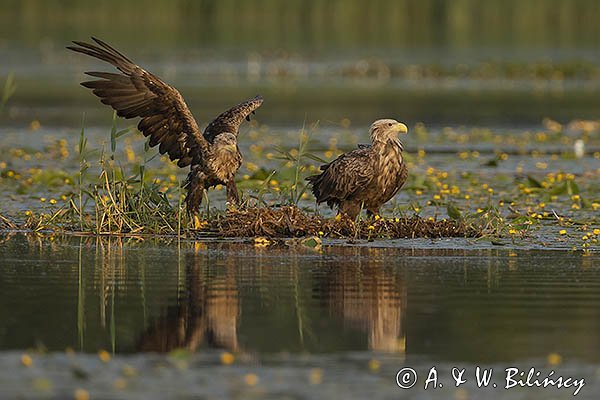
[192,215,206,230]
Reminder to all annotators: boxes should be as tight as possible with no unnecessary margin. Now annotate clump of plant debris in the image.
[0,213,17,230]
[203,206,477,239]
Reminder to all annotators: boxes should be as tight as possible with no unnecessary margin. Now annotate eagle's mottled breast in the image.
[207,132,242,183]
[370,140,405,205]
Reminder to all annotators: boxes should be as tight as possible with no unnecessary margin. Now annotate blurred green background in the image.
[2,0,600,50]
[1,0,600,126]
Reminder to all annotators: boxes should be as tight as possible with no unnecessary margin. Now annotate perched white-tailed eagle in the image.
[306,119,409,219]
[67,37,263,215]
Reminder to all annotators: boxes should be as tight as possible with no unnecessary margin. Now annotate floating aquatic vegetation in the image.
[0,213,17,230]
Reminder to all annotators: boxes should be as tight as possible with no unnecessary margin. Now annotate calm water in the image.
[0,234,599,398]
[1,233,599,359]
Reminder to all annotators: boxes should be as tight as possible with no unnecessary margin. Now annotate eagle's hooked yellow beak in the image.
[222,143,238,152]
[395,122,409,134]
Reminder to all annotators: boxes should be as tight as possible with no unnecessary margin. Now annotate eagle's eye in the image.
[387,123,392,127]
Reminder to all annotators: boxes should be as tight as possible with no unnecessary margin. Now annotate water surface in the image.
[0,234,599,398]
[1,233,599,360]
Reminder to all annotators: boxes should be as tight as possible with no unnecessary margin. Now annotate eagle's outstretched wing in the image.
[306,147,375,205]
[204,96,263,143]
[67,37,208,168]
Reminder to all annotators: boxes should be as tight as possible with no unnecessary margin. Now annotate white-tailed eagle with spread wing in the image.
[68,37,263,215]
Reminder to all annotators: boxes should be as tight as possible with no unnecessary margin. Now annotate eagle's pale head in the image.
[369,119,408,144]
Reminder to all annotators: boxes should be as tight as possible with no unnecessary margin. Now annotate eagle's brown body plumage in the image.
[306,119,409,219]
[67,38,263,214]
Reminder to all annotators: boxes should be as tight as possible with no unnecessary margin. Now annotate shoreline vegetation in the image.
[0,117,479,240]
[0,206,477,241]
[0,113,598,248]
[0,112,481,241]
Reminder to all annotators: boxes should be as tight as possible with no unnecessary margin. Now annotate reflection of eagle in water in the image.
[306,119,409,219]
[67,38,263,214]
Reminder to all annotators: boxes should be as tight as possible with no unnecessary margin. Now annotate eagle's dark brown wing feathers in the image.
[67,38,208,168]
[71,38,135,70]
[307,148,374,206]
[87,37,135,64]
[203,95,264,143]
